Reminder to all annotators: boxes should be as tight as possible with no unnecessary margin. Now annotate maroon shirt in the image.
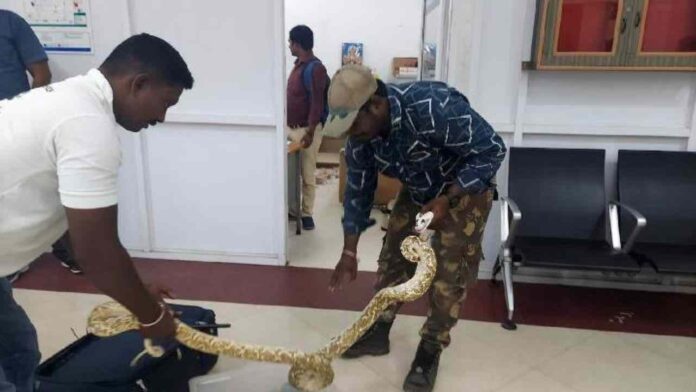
[286,56,327,129]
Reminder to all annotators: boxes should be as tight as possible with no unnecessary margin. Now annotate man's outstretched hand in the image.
[329,253,358,292]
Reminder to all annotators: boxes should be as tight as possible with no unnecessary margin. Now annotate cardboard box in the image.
[392,57,418,78]
[319,135,345,154]
[339,149,401,206]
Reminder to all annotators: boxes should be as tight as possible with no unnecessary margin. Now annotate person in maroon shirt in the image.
[287,25,329,230]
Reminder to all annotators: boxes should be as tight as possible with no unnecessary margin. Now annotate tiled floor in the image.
[11,178,696,391]
[7,180,695,390]
[16,289,696,391]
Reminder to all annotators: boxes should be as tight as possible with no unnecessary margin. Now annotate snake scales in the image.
[86,233,437,391]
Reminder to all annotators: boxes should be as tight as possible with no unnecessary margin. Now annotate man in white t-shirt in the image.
[0,33,193,391]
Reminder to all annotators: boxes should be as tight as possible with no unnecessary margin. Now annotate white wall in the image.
[126,0,286,266]
[448,0,696,276]
[284,0,423,82]
[1,0,288,265]
[5,0,695,271]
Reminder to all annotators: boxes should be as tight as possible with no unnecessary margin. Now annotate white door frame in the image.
[420,0,454,81]
[274,0,289,266]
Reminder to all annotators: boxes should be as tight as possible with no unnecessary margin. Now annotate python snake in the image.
[87,231,436,391]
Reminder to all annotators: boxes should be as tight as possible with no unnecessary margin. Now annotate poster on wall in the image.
[22,0,93,53]
[342,43,363,66]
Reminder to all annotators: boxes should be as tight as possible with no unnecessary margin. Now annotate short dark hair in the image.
[289,25,313,51]
[101,33,194,89]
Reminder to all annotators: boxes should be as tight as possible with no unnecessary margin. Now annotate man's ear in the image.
[130,73,150,96]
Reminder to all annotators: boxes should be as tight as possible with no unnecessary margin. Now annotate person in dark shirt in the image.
[286,25,329,230]
[0,10,51,100]
[325,65,506,392]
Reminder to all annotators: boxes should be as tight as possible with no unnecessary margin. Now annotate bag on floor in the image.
[35,303,224,392]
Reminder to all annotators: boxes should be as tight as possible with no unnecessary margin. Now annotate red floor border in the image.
[14,254,696,337]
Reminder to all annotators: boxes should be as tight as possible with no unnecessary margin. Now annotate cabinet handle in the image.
[634,11,641,28]
[620,17,627,34]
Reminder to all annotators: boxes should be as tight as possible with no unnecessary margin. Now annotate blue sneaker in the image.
[301,216,316,230]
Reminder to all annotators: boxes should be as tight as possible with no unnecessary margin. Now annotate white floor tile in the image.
[618,332,696,371]
[536,331,696,392]
[15,289,110,358]
[354,334,420,389]
[461,320,594,366]
[435,333,539,392]
[495,370,578,392]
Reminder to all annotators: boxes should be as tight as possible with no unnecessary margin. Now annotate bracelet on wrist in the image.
[342,249,358,262]
[139,302,166,328]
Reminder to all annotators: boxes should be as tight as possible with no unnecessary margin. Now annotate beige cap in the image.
[323,64,378,138]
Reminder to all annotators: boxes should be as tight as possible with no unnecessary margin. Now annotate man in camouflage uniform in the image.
[324,65,505,392]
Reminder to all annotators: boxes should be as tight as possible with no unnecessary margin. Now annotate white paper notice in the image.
[22,0,92,53]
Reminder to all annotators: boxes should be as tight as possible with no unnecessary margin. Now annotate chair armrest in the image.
[608,200,647,253]
[500,197,522,250]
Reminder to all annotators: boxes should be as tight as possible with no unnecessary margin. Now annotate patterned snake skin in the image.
[86,234,436,391]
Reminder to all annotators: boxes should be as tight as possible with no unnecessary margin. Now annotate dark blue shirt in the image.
[0,10,47,100]
[343,81,506,235]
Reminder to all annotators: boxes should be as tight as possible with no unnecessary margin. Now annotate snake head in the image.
[414,212,434,233]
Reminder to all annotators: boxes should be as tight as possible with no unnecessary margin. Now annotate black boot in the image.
[403,341,442,392]
[341,320,393,358]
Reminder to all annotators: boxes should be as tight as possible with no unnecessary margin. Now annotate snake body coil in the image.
[87,234,437,391]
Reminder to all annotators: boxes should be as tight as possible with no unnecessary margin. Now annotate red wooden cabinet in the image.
[532,0,696,70]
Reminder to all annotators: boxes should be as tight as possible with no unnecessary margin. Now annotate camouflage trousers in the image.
[375,188,493,349]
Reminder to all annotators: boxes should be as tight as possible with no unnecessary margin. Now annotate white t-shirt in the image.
[0,69,121,276]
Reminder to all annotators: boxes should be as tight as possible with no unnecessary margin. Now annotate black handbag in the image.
[36,304,227,392]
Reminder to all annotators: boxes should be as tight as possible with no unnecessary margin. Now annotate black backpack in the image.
[35,304,226,392]
[302,59,330,124]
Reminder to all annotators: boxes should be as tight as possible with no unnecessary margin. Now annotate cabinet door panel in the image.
[627,0,696,70]
[556,0,620,53]
[535,0,632,69]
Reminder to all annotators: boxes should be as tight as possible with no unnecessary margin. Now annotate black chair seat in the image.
[632,243,696,274]
[513,237,641,272]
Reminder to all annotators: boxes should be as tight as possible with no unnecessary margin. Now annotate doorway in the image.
[284,0,452,270]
